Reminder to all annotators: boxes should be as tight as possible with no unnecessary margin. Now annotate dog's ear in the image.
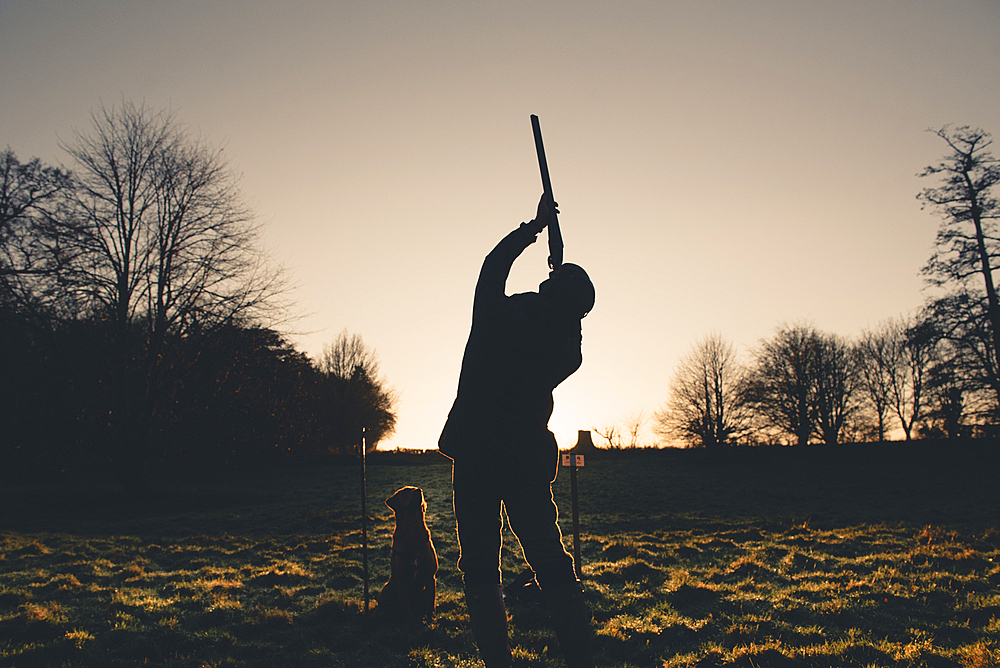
[385,487,403,511]
[386,486,422,512]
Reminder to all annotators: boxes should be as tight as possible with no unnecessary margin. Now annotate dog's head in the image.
[385,486,426,516]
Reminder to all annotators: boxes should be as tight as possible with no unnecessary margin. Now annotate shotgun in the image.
[530,114,563,271]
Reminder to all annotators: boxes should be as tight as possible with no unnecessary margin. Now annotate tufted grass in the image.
[1,441,997,667]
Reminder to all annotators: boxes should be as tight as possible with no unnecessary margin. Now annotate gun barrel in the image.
[530,114,563,270]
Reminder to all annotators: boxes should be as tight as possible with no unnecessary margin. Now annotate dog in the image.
[377,486,438,625]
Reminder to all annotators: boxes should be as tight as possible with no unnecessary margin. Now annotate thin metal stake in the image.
[361,426,370,612]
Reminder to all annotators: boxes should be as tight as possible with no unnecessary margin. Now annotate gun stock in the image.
[530,114,563,270]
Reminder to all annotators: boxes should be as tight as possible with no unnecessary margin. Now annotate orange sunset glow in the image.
[3,0,999,450]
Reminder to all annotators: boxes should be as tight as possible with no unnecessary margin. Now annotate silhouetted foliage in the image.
[855,316,938,441]
[47,101,287,489]
[915,318,997,439]
[0,305,73,471]
[813,333,860,445]
[745,325,863,446]
[1,106,405,482]
[919,126,1000,421]
[0,315,396,477]
[856,322,896,440]
[0,148,73,282]
[747,324,822,446]
[317,330,398,453]
[156,325,321,469]
[890,317,936,439]
[919,344,972,439]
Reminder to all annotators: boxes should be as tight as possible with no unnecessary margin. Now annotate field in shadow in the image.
[1,440,997,667]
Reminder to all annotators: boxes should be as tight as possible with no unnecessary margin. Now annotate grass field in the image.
[1,441,998,667]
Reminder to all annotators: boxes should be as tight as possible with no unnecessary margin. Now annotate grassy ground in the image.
[1,441,998,667]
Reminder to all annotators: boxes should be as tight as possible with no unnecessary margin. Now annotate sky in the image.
[3,0,1000,450]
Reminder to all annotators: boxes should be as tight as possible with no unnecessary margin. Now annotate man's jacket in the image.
[439,225,582,471]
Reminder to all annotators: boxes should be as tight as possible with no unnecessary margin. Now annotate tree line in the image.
[656,126,1000,447]
[6,105,996,468]
[1,101,396,489]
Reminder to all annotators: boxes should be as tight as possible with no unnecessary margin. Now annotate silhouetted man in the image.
[439,195,596,668]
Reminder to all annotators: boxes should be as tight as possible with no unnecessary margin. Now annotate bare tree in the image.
[888,317,936,440]
[924,288,1000,415]
[748,324,820,446]
[624,410,647,448]
[592,410,649,449]
[813,333,860,445]
[318,329,398,452]
[1,149,71,257]
[0,149,74,306]
[319,329,382,381]
[919,125,1000,407]
[56,100,286,488]
[857,322,896,440]
[592,423,621,449]
[919,337,987,438]
[655,333,751,448]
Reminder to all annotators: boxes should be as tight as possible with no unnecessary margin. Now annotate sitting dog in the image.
[377,486,438,625]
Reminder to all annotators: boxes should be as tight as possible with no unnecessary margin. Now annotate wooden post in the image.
[563,451,585,580]
[570,455,581,579]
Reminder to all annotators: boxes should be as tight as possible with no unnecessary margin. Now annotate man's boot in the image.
[543,580,595,668]
[465,585,512,668]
